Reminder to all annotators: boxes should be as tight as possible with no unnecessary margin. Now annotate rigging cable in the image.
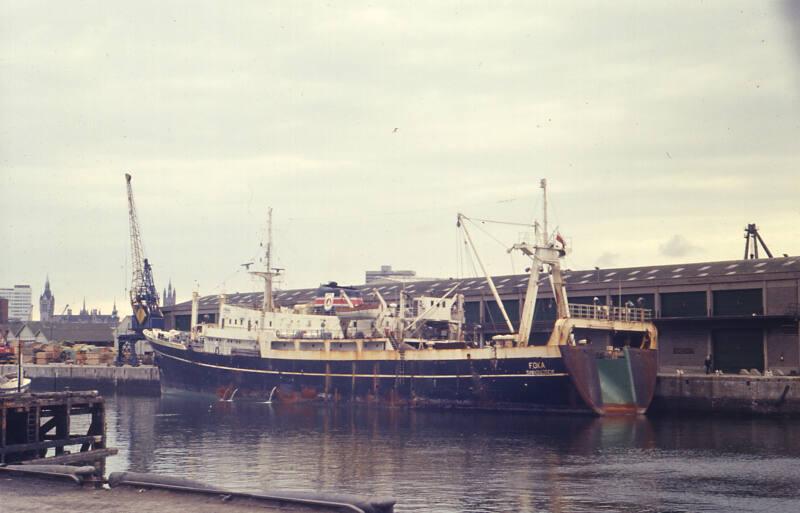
[465,217,513,251]
[464,217,536,228]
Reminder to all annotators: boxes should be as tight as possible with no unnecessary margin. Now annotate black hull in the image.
[151,343,595,414]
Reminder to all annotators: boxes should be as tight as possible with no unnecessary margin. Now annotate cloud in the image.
[595,252,621,268]
[659,235,701,258]
[1,1,798,320]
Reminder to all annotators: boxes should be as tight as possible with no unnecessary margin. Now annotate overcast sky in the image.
[1,1,798,319]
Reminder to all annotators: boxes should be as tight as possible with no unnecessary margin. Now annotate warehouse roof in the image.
[164,256,800,313]
[5,321,115,344]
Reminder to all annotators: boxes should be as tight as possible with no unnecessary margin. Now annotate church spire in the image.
[39,274,55,321]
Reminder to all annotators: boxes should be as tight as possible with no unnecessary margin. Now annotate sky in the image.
[1,1,799,320]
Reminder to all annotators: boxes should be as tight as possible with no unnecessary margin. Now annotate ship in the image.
[145,185,659,415]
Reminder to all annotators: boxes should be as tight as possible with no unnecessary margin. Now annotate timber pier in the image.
[0,390,116,473]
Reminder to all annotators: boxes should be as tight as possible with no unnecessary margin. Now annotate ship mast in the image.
[251,208,278,314]
[541,178,548,244]
[265,207,274,312]
[514,178,570,345]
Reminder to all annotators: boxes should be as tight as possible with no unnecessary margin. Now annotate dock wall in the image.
[651,373,800,416]
[0,364,160,396]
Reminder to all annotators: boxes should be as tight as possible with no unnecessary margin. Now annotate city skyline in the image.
[2,1,799,319]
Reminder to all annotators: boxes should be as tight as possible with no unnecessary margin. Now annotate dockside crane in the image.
[116,173,164,366]
[743,223,774,260]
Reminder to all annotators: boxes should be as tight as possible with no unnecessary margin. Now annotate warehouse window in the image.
[533,298,557,322]
[484,299,519,328]
[464,301,481,325]
[175,315,191,331]
[620,294,655,311]
[660,291,706,317]
[570,296,607,305]
[713,289,763,316]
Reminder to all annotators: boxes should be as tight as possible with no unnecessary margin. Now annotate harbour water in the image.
[104,396,800,513]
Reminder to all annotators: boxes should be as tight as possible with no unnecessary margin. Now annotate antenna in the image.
[250,207,279,313]
[265,207,274,311]
[540,178,548,244]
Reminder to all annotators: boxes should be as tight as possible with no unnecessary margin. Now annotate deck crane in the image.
[116,173,164,366]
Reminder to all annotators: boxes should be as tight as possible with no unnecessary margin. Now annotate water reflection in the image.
[104,396,800,513]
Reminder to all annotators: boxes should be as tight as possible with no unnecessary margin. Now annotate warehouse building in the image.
[161,257,800,375]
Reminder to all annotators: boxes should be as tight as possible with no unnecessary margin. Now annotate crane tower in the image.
[117,173,164,366]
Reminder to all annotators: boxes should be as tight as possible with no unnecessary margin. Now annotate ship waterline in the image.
[147,334,655,415]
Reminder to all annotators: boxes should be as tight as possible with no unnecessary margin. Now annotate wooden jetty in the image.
[0,390,117,474]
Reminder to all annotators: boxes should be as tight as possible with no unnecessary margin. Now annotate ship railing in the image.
[568,303,653,322]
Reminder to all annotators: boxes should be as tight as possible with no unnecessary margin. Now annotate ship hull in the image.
[150,341,597,413]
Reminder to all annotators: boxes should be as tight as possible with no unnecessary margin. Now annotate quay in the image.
[652,372,800,416]
[0,364,160,396]
[0,468,395,513]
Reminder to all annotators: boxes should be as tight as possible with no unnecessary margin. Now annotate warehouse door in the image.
[712,328,763,373]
